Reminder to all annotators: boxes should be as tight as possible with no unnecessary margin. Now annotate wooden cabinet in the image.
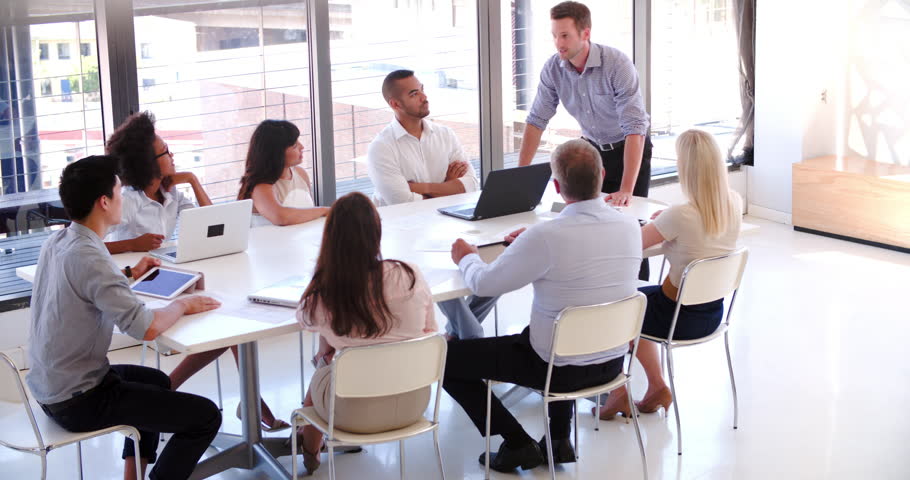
[792,156,910,251]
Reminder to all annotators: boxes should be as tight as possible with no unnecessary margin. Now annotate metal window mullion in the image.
[94,0,139,141]
[307,0,336,206]
[633,0,651,121]
[477,0,504,183]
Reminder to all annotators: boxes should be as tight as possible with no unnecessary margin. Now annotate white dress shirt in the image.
[366,118,480,206]
[457,198,642,366]
[105,186,195,241]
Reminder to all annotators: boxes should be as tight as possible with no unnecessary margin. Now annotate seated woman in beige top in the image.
[294,192,438,475]
[237,120,329,226]
[599,129,743,420]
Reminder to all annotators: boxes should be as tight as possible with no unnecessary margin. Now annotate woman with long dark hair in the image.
[238,120,328,225]
[293,192,438,474]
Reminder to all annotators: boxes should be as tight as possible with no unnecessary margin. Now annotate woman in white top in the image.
[599,129,743,419]
[104,111,212,253]
[237,120,329,225]
[293,192,438,474]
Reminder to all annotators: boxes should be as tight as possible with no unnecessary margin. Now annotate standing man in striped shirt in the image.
[517,1,652,279]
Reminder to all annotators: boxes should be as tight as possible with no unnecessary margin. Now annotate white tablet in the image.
[130,267,201,300]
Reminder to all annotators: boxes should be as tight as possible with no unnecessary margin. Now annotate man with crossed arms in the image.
[367,69,497,339]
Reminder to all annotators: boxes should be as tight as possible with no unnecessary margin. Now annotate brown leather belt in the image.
[582,136,625,152]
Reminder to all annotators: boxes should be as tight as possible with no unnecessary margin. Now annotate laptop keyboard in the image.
[454,208,475,216]
[165,251,178,258]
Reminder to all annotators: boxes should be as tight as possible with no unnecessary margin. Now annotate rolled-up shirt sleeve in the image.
[526,60,560,131]
[76,251,153,340]
[611,54,650,137]
[367,140,422,205]
[457,229,551,297]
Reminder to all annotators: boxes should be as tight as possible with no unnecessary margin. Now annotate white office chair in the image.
[640,247,749,456]
[0,352,142,480]
[483,293,649,480]
[290,334,448,480]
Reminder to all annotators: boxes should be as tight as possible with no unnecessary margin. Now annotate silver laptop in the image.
[247,275,311,308]
[151,199,253,264]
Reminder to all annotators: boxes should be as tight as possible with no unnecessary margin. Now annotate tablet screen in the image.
[131,268,197,298]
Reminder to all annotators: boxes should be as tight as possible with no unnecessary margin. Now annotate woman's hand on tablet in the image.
[178,295,222,315]
[132,256,161,280]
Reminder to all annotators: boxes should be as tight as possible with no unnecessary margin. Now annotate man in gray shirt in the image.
[26,155,222,480]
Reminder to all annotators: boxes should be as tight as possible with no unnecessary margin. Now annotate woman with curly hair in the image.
[104,111,211,253]
[238,120,328,226]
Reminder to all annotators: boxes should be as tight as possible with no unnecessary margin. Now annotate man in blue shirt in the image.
[27,155,222,480]
[517,1,652,279]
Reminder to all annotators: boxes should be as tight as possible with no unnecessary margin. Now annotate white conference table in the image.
[16,189,670,479]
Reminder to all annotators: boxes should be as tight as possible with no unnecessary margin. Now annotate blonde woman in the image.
[599,129,743,419]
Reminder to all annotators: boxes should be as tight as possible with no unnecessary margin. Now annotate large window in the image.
[133,0,314,204]
[0,0,103,300]
[328,0,481,198]
[650,0,740,171]
[501,0,633,167]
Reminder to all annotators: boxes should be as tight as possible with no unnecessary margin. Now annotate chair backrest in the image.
[0,352,27,404]
[551,292,647,358]
[677,248,749,306]
[333,334,447,399]
[0,352,46,450]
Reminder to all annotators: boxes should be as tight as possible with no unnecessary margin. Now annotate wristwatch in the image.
[124,265,132,279]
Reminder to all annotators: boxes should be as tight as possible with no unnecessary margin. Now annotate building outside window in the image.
[38,42,49,60]
[80,42,91,56]
[132,1,315,204]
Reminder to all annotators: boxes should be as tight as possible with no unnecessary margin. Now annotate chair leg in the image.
[594,394,601,431]
[399,439,406,479]
[40,453,47,480]
[214,356,223,410]
[433,429,446,480]
[299,331,306,405]
[484,382,492,480]
[628,390,648,480]
[132,433,143,480]
[544,399,556,480]
[291,418,299,480]
[140,341,147,366]
[493,304,499,337]
[573,399,579,459]
[155,348,161,370]
[725,331,739,429]
[328,444,336,480]
[659,344,666,380]
[76,441,84,480]
[666,348,682,455]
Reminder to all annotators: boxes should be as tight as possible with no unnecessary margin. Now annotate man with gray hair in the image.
[443,139,642,472]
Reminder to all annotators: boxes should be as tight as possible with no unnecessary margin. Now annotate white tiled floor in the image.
[3,216,909,479]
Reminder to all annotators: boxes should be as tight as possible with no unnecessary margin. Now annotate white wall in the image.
[752,0,907,219]
[752,0,838,218]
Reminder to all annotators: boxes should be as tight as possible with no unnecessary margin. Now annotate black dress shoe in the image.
[477,440,545,472]
[538,436,577,464]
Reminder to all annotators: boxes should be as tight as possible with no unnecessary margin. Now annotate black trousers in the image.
[598,136,653,281]
[40,365,221,480]
[443,328,623,442]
